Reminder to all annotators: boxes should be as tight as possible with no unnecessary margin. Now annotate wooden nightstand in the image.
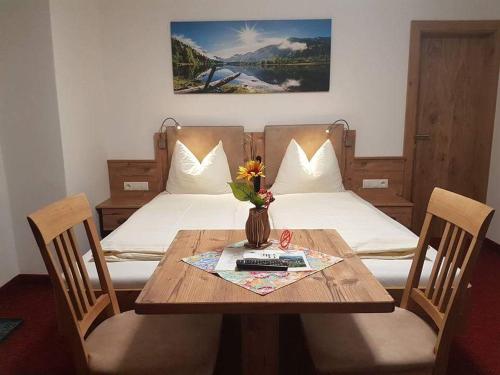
[96,197,152,238]
[355,189,414,228]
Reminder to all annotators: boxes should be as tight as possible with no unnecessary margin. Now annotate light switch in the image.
[124,181,149,191]
[362,179,389,189]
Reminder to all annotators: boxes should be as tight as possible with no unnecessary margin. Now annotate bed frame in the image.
[104,124,410,308]
[103,126,473,335]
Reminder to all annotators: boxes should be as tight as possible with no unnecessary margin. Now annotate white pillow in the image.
[271,139,344,194]
[166,140,232,194]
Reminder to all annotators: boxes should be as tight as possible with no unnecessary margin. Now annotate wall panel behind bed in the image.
[264,125,406,195]
[107,160,163,200]
[106,125,406,204]
[264,124,346,187]
[163,126,245,183]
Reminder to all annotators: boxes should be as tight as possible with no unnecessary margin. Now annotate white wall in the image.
[98,0,500,160]
[50,0,110,214]
[0,0,67,275]
[0,145,19,286]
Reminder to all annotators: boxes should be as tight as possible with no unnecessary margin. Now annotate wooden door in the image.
[403,21,500,233]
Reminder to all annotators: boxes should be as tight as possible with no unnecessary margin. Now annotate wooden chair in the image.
[28,193,222,375]
[301,187,494,375]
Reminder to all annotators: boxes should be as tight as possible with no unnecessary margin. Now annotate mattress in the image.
[84,191,436,289]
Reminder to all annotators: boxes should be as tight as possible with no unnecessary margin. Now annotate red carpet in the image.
[0,243,499,375]
[0,275,74,375]
[447,241,500,375]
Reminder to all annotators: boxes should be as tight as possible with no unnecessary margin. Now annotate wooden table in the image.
[135,229,394,375]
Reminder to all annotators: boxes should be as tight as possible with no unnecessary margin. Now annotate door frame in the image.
[402,20,500,201]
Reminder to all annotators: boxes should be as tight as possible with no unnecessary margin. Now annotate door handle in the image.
[415,134,431,141]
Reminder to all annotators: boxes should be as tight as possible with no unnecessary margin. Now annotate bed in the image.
[84,190,435,289]
[83,124,437,298]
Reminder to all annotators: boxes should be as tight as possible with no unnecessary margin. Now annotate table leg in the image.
[241,314,279,375]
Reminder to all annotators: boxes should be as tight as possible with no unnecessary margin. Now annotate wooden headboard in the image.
[107,125,406,200]
[160,126,244,185]
[264,124,346,187]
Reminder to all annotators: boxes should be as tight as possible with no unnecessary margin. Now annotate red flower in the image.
[258,188,275,208]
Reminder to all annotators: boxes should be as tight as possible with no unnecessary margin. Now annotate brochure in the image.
[214,241,312,272]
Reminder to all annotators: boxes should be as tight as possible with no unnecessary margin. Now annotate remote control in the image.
[236,258,289,271]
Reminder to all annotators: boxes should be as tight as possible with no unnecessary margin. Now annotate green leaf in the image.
[251,195,266,208]
[228,182,254,202]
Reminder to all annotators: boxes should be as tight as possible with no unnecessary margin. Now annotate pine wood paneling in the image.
[264,124,346,187]
[107,160,163,200]
[343,130,406,194]
[164,126,244,181]
[107,128,407,202]
[346,157,406,195]
[135,229,394,314]
[244,132,265,162]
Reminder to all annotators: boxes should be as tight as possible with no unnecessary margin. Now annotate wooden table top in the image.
[135,229,395,314]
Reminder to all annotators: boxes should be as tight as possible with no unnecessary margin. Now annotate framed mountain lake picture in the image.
[171,19,332,94]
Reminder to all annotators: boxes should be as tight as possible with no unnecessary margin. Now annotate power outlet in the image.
[124,181,149,191]
[362,179,389,189]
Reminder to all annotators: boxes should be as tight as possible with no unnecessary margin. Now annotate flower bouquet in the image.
[228,159,275,248]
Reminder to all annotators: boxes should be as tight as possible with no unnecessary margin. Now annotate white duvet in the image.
[100,193,251,261]
[99,191,418,261]
[269,192,418,258]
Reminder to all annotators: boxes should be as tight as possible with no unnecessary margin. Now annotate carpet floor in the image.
[0,242,499,375]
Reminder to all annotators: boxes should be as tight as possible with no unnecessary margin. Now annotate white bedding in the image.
[99,193,251,260]
[269,192,419,258]
[83,251,434,289]
[84,191,436,289]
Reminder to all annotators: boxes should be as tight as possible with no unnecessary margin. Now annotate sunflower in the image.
[236,160,265,181]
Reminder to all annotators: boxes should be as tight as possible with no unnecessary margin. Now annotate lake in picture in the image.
[170,19,332,94]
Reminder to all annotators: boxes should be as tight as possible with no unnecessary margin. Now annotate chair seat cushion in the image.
[86,311,222,375]
[301,307,437,375]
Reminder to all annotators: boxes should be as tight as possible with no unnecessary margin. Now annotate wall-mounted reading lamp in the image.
[158,117,182,149]
[326,118,351,146]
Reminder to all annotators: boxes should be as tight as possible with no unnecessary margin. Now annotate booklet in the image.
[214,240,312,272]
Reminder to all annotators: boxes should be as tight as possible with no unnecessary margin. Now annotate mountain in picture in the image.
[170,19,332,94]
[222,37,331,64]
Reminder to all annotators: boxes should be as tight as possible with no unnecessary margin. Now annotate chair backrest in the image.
[401,187,494,373]
[28,193,119,371]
